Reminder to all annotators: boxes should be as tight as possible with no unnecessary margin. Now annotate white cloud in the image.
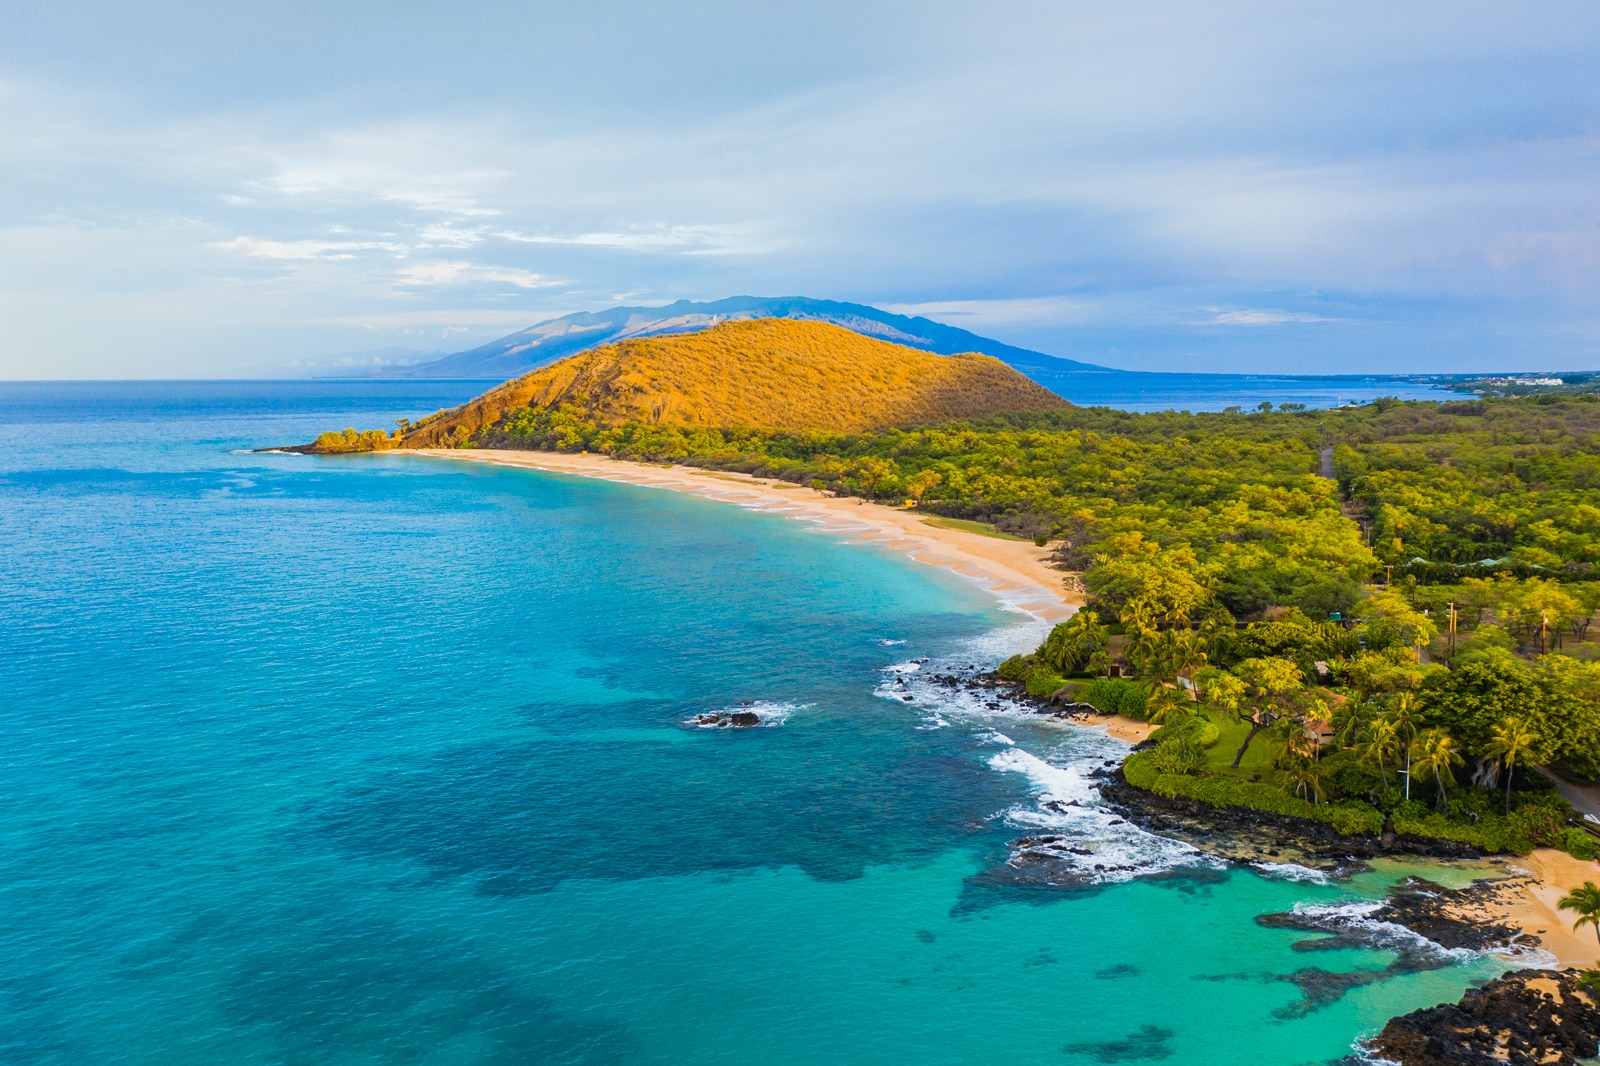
[213,236,408,260]
[1200,309,1338,326]
[393,261,555,289]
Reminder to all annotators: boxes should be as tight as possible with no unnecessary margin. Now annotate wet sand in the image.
[414,449,1080,622]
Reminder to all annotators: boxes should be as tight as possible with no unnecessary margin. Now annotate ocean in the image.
[0,381,1507,1064]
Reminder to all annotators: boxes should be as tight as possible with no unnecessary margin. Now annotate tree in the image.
[1411,728,1463,815]
[1196,667,1246,716]
[1558,882,1600,947]
[1276,754,1327,804]
[905,469,941,506]
[1385,692,1422,801]
[1143,681,1189,726]
[1418,658,1545,757]
[1039,611,1110,675]
[1355,717,1400,788]
[1569,582,1600,642]
[1359,589,1439,653]
[1482,717,1540,814]
[1227,657,1311,769]
[850,457,896,497]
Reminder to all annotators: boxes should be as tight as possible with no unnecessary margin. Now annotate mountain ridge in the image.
[371,296,1109,382]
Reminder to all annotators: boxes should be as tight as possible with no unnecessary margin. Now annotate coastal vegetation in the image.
[311,341,1600,859]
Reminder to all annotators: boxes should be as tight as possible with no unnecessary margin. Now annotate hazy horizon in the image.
[4,2,1599,379]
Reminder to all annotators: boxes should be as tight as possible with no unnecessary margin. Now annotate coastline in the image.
[1482,849,1600,969]
[413,448,1080,622]
[418,448,1594,973]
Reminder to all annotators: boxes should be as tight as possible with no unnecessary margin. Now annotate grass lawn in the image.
[1195,710,1280,780]
[920,516,1031,541]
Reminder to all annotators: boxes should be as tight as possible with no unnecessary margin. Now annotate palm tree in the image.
[1483,717,1541,815]
[1168,631,1208,685]
[1411,728,1463,816]
[1276,755,1327,804]
[1385,693,1421,801]
[1356,718,1400,788]
[1143,679,1189,726]
[1558,882,1600,947]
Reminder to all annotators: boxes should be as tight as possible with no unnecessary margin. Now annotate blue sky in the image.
[3,1,1599,377]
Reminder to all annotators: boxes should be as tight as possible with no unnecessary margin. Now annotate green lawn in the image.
[1195,710,1281,780]
[920,516,1031,541]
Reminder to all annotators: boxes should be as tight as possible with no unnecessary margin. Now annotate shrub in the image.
[312,428,395,454]
[1122,752,1384,835]
[998,655,1031,682]
[1553,827,1598,861]
[1025,667,1067,699]
[1147,737,1204,775]
[1082,678,1149,719]
[1390,811,1533,855]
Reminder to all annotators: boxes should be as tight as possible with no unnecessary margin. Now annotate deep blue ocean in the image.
[0,381,1507,1064]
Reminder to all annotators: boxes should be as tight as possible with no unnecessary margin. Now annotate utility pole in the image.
[1541,612,1549,655]
[1385,564,1393,587]
[1447,601,1457,658]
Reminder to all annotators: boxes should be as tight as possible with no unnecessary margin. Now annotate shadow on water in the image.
[313,727,1018,895]
[1062,1024,1175,1062]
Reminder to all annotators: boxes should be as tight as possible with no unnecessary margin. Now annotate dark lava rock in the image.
[1095,767,1485,868]
[1364,968,1600,1065]
[685,710,763,728]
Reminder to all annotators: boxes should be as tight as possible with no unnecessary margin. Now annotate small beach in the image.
[1490,849,1600,969]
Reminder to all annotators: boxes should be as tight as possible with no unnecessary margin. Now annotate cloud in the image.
[1200,309,1339,326]
[393,261,556,289]
[213,236,408,260]
[3,2,1600,375]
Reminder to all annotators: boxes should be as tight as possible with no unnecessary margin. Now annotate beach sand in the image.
[1498,849,1600,968]
[1440,849,1600,968]
[416,449,1080,622]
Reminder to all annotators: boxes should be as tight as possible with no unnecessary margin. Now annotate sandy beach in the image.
[1440,849,1600,968]
[1499,849,1600,968]
[416,448,1080,622]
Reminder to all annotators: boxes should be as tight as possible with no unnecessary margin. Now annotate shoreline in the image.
[413,448,1079,622]
[1483,849,1600,969]
[421,448,1595,970]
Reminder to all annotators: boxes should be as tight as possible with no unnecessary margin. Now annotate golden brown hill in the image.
[397,318,1067,447]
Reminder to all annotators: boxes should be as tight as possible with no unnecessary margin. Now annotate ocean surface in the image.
[0,381,1510,1064]
[1017,369,1452,412]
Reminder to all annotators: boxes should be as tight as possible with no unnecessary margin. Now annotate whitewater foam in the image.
[684,700,807,728]
[1251,862,1332,885]
[987,744,1211,885]
[1289,900,1476,962]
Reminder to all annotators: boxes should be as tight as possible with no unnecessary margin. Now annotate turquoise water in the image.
[0,382,1504,1064]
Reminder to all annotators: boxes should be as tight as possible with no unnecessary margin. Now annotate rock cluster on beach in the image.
[1363,968,1600,1065]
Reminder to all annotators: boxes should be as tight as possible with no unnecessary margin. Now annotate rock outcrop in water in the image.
[1363,968,1600,1065]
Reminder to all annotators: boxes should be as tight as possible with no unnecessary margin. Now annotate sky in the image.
[2,1,1599,377]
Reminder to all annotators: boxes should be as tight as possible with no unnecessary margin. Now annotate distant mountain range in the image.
[371,296,1111,383]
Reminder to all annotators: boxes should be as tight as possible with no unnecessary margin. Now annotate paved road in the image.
[1544,768,1600,826]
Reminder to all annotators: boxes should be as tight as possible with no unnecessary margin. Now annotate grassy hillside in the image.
[394,319,1066,447]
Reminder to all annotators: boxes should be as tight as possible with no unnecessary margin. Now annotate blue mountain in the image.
[374,296,1111,381]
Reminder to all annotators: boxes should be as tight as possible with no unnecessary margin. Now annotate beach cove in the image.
[0,381,1589,1064]
[418,446,1600,974]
